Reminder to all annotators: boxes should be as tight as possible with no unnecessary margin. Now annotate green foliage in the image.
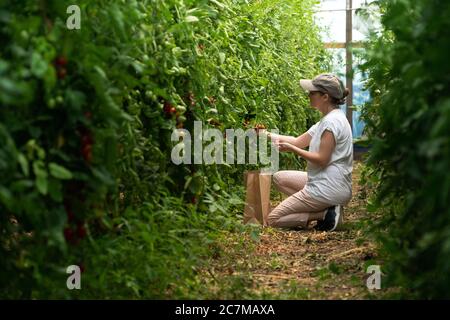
[360,0,450,298]
[0,0,328,298]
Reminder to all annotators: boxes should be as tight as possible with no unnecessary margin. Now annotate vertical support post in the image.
[346,0,353,132]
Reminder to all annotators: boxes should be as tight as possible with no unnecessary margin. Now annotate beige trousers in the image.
[268,170,331,228]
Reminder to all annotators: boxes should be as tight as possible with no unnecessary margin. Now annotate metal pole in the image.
[346,0,353,132]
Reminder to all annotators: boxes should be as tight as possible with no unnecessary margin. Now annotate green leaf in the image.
[188,175,203,195]
[91,167,115,186]
[219,52,226,64]
[66,89,86,111]
[49,163,73,180]
[94,65,108,81]
[33,160,48,195]
[36,174,48,195]
[30,52,48,78]
[0,185,13,210]
[210,0,226,10]
[17,153,29,176]
[250,229,260,242]
[48,178,63,202]
[185,15,199,23]
[184,176,192,190]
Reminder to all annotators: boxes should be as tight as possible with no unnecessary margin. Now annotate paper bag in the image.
[243,170,272,226]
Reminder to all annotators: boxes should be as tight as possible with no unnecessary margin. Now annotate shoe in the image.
[315,205,341,232]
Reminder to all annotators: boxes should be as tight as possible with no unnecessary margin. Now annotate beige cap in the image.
[300,73,346,100]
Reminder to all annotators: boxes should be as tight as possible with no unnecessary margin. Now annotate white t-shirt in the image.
[303,109,353,205]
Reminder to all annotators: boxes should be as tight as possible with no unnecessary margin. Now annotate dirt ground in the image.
[198,160,385,299]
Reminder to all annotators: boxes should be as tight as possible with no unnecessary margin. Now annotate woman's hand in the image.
[255,128,277,141]
[275,130,335,168]
[275,141,295,152]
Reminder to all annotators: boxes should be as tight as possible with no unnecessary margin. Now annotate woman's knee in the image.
[272,171,280,186]
[267,213,278,227]
[272,171,286,190]
[267,205,284,227]
[267,206,278,226]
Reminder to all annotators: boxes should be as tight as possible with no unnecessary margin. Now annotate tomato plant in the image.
[0,0,328,298]
[360,0,450,299]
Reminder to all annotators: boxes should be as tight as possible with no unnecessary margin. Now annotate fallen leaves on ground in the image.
[197,161,386,299]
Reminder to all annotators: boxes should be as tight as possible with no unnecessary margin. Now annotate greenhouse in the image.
[1,0,449,306]
[315,0,376,140]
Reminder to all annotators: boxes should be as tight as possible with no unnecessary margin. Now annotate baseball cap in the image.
[300,73,346,100]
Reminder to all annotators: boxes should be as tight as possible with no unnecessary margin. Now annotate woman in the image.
[263,73,353,231]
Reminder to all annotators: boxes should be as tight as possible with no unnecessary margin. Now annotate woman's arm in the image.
[277,130,336,168]
[293,132,313,149]
[263,131,312,149]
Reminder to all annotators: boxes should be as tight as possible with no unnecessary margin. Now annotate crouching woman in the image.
[265,73,353,231]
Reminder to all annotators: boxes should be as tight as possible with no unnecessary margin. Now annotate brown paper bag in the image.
[243,170,272,226]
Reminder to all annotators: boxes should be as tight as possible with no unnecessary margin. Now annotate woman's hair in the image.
[332,88,350,106]
[319,88,350,106]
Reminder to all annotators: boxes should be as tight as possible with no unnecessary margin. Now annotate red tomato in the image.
[55,56,68,66]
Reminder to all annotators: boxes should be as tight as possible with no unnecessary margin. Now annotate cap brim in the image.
[299,79,320,92]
